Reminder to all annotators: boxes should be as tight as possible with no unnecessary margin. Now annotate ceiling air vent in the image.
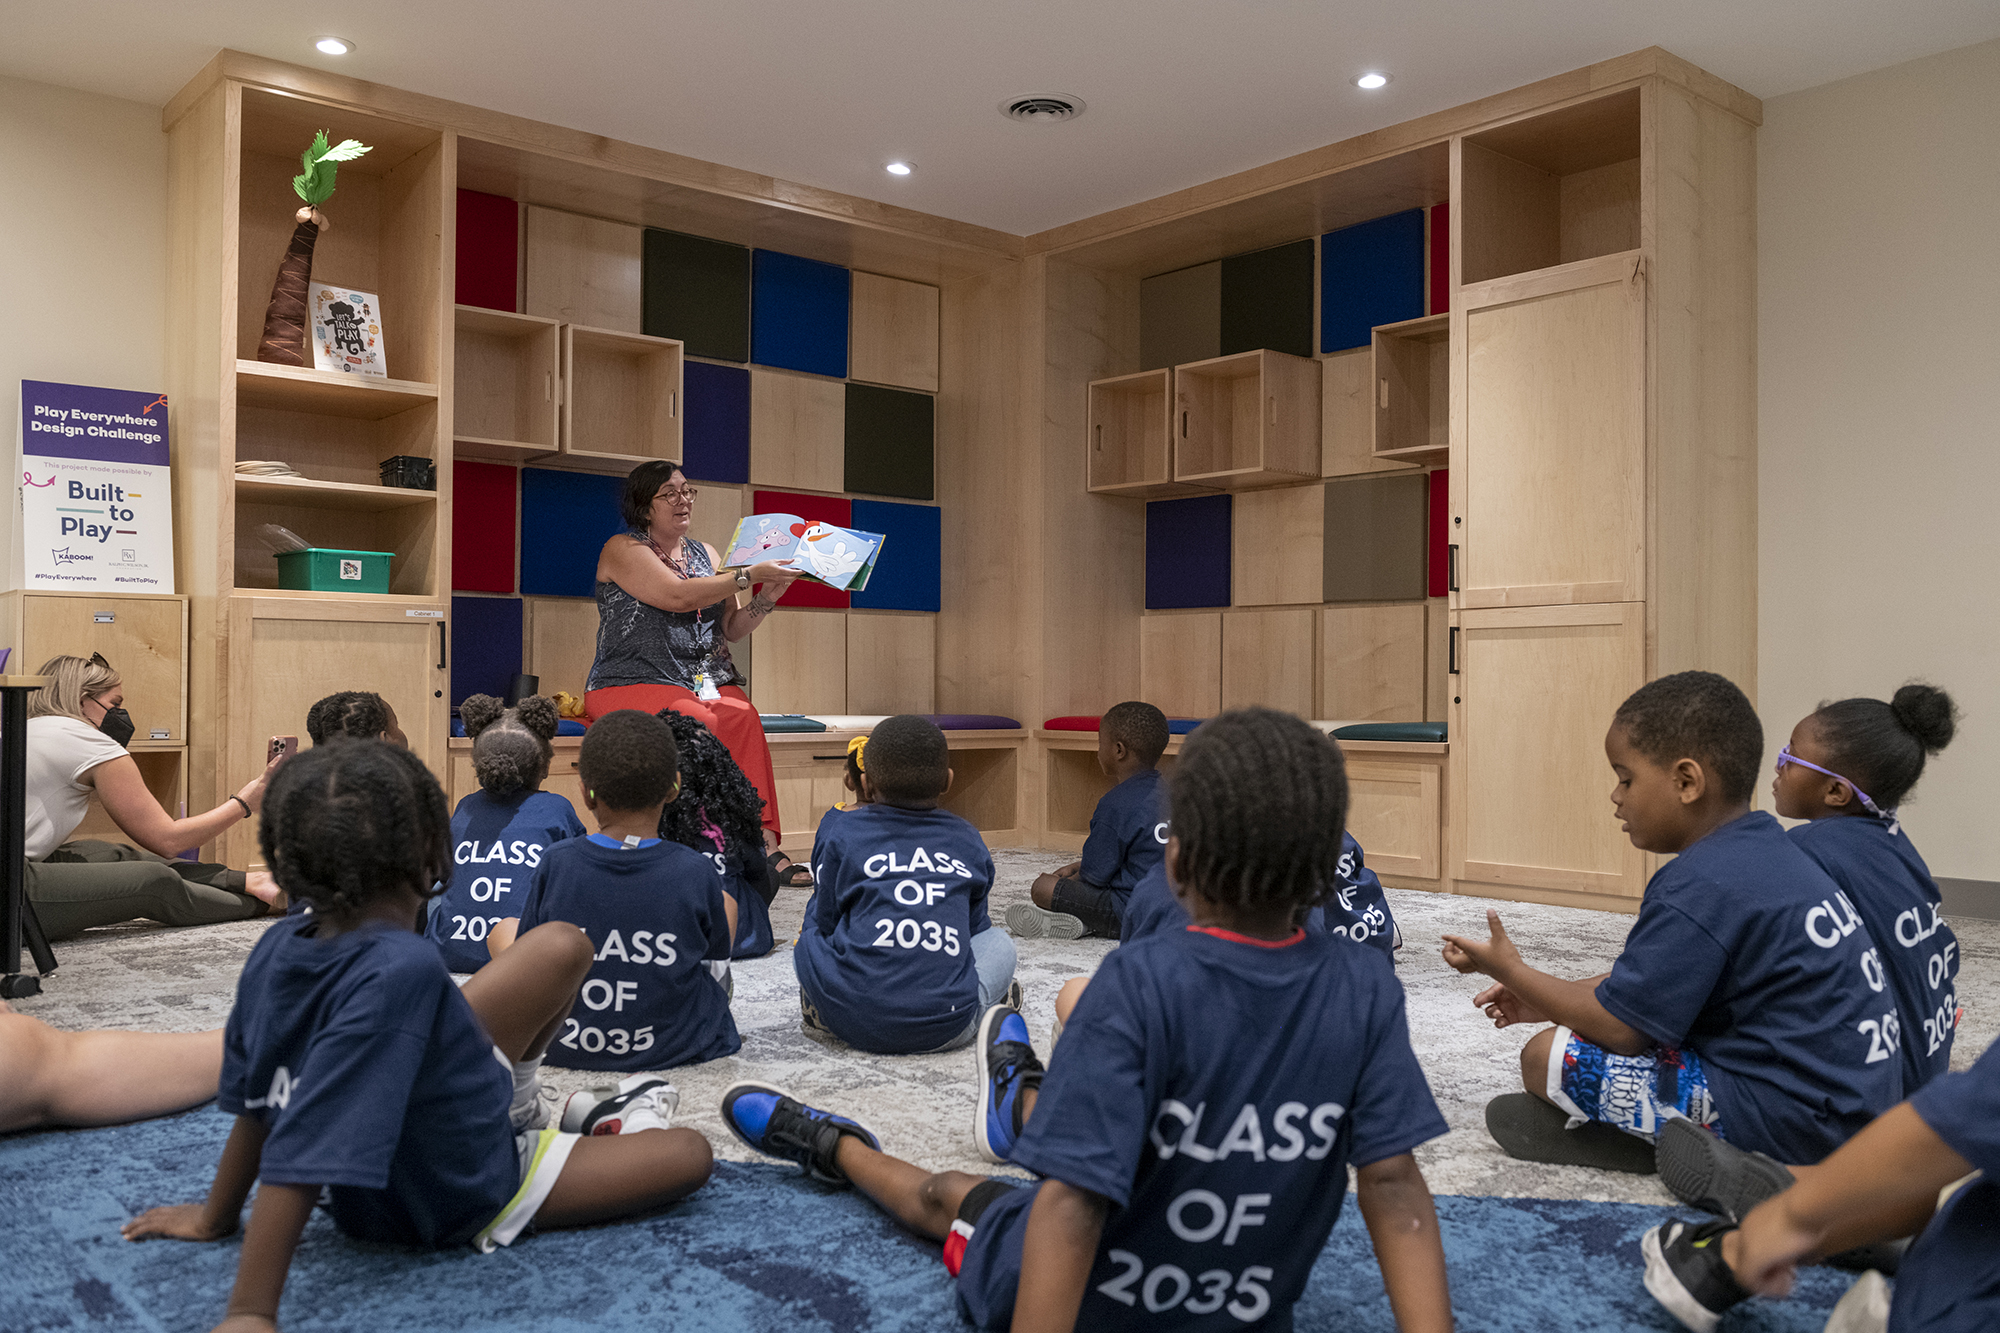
[1001,94,1086,124]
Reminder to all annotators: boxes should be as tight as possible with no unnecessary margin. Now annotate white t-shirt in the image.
[25,714,130,859]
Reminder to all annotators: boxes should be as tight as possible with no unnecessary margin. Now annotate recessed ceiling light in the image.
[1355,72,1390,90]
[885,161,913,176]
[314,37,353,56]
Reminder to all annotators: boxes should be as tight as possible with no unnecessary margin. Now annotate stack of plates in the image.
[235,460,303,477]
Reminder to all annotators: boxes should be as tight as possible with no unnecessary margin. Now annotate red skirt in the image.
[582,683,781,841]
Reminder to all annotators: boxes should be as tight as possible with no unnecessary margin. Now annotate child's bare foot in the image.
[244,872,287,911]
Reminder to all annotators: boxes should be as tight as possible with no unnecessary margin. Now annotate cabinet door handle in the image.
[1448,626,1459,675]
[1180,410,1188,438]
[1379,378,1390,409]
[1266,396,1277,426]
[668,391,677,420]
[437,622,448,670]
[544,372,553,402]
[1448,543,1459,592]
[1093,423,1103,453]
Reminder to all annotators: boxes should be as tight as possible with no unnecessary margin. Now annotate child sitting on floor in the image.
[724,708,1453,1332]
[122,741,712,1326]
[492,709,740,1073]
[304,689,407,746]
[1009,701,1168,940]
[427,694,585,973]
[1775,684,1961,1094]
[1442,670,1905,1188]
[1641,1031,2000,1333]
[793,714,1017,1054]
[656,708,777,960]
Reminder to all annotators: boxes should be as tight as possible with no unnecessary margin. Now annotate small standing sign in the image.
[17,380,177,593]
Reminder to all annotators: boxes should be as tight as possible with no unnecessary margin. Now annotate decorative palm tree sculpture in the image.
[254,131,373,366]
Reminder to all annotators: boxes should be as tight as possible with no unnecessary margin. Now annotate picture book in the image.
[722,514,884,592]
[310,285,387,377]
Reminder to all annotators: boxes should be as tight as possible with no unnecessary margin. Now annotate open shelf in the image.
[236,88,447,385]
[1172,348,1320,489]
[235,397,438,489]
[1087,369,1205,497]
[453,305,560,460]
[236,360,438,419]
[561,324,683,464]
[1373,313,1449,461]
[1460,88,1641,285]
[235,474,437,512]
[234,492,437,597]
[938,744,1019,833]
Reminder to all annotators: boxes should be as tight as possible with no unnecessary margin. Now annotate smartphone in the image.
[268,735,299,765]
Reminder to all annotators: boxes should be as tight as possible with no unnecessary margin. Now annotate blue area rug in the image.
[3,1110,1855,1331]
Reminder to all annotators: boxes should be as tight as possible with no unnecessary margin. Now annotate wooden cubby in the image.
[71,748,188,842]
[1172,349,1320,488]
[1460,88,1642,286]
[453,305,560,461]
[560,324,683,466]
[1372,313,1449,461]
[0,591,190,745]
[1087,369,1185,496]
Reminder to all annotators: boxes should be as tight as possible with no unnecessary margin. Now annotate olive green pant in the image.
[26,841,267,942]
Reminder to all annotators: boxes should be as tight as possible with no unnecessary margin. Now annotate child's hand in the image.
[1440,908,1524,978]
[1471,982,1549,1029]
[122,1203,237,1242]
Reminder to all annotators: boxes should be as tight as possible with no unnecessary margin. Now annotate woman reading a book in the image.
[586,461,812,886]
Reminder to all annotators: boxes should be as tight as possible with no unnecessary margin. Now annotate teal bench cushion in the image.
[1331,721,1447,743]
[760,715,829,733]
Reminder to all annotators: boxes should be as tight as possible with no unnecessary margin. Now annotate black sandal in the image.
[767,848,814,889]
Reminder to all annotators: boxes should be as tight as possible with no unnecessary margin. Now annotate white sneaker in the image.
[560,1074,679,1136]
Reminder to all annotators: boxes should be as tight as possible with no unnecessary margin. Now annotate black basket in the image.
[379,455,436,490]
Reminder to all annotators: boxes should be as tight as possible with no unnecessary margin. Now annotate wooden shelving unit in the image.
[1459,88,1642,286]
[1086,369,1191,496]
[452,305,560,462]
[1172,348,1320,488]
[1372,313,1449,461]
[235,360,439,418]
[561,324,684,466]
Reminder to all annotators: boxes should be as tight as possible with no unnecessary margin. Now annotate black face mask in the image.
[96,706,135,747]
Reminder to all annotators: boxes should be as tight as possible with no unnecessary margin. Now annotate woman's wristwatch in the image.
[734,569,751,591]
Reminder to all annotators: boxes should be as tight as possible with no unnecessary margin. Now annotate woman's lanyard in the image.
[644,533,689,578]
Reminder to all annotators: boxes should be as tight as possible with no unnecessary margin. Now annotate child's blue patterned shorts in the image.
[1546,1025,1721,1141]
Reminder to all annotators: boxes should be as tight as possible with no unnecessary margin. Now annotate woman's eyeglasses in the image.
[656,485,699,503]
[1775,744,1897,829]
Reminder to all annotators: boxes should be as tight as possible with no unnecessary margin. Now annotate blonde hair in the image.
[28,655,121,721]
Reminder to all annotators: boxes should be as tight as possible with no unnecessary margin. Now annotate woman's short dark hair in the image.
[1168,709,1349,912]
[579,709,680,811]
[1813,683,1959,809]
[619,460,684,531]
[260,739,451,915]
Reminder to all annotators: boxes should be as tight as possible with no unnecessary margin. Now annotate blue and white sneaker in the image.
[974,1004,1045,1164]
[719,1082,881,1187]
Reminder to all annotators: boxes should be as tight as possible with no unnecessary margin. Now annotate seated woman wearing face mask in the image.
[24,654,282,940]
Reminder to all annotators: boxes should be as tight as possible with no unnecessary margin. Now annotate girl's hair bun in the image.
[459,694,506,739]
[1890,682,1959,754]
[514,695,560,741]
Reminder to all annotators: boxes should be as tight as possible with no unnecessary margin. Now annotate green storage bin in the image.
[275,547,394,594]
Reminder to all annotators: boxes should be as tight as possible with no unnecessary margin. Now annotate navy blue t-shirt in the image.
[427,789,586,973]
[958,926,1447,1331]
[1791,816,1959,1092]
[1596,811,1904,1163]
[683,834,774,960]
[219,918,518,1248]
[1079,767,1167,896]
[794,802,996,1054]
[517,835,739,1071]
[1892,1037,2000,1333]
[1119,833,1398,961]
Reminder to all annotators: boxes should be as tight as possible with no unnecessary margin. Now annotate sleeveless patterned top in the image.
[587,532,745,692]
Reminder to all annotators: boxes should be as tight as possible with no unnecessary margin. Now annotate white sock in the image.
[1051,1014,1066,1051]
[510,1056,546,1132]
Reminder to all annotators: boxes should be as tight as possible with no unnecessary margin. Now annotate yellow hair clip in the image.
[847,734,868,772]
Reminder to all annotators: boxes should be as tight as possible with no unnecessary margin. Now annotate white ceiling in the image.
[7,1,1998,236]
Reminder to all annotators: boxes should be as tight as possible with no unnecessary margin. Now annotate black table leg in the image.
[2,678,52,999]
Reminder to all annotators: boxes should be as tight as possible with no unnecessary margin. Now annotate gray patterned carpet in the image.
[13,847,1998,1204]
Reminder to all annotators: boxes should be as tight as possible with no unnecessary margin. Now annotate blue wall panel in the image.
[751,250,849,378]
[1146,495,1232,609]
[849,499,941,612]
[519,467,625,597]
[1320,209,1427,353]
[451,595,523,706]
[682,360,751,484]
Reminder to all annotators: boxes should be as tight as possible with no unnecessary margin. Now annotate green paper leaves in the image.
[291,130,373,207]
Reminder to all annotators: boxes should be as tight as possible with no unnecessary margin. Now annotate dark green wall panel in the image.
[1220,239,1314,358]
[642,229,750,362]
[845,383,934,500]
[1323,472,1429,602]
[1139,261,1222,370]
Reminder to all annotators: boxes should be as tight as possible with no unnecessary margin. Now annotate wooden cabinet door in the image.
[227,596,449,865]
[1461,258,1646,609]
[1449,602,1648,904]
[11,592,188,744]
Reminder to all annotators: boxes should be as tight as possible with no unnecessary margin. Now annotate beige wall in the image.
[1759,38,2000,880]
[0,75,168,590]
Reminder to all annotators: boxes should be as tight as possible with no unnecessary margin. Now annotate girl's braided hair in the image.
[1168,708,1349,911]
[461,693,560,797]
[259,739,451,915]
[655,710,766,857]
[305,691,392,745]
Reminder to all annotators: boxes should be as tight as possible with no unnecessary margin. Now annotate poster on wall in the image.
[18,380,176,593]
